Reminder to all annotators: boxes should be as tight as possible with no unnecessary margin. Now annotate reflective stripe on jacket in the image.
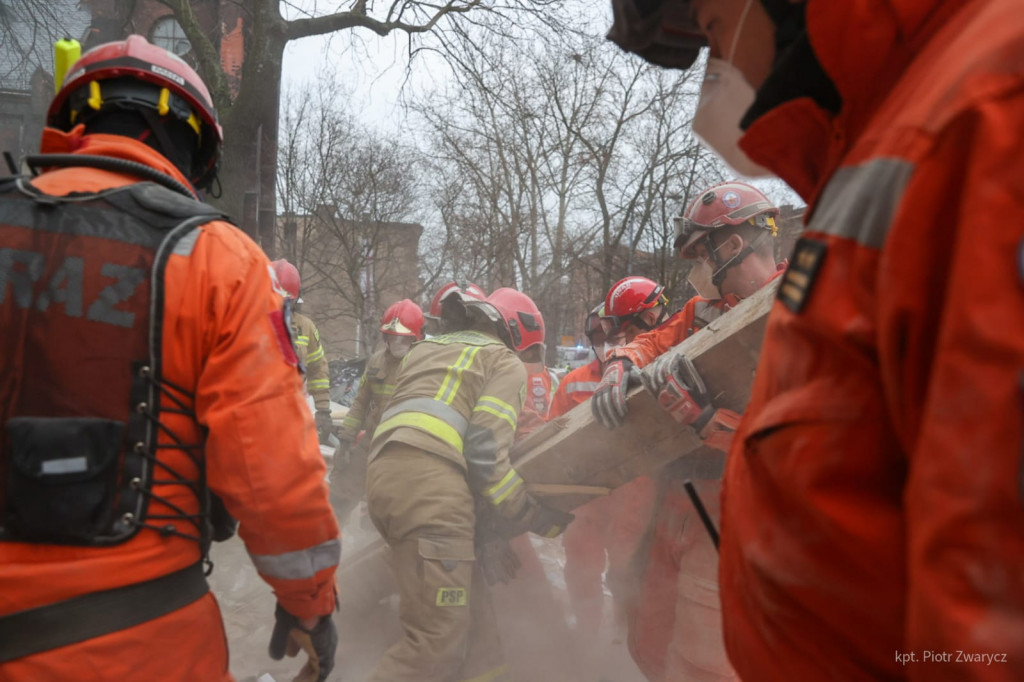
[721,1,1024,680]
[547,359,603,419]
[292,311,331,410]
[0,132,339,681]
[370,329,531,522]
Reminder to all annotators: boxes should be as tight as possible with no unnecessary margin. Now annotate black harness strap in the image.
[0,561,208,663]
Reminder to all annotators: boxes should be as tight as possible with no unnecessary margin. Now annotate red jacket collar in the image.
[739,0,962,204]
[38,125,195,195]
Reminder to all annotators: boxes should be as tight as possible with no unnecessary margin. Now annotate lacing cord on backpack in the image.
[128,373,217,573]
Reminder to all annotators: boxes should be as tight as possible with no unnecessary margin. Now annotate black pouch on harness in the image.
[5,416,123,543]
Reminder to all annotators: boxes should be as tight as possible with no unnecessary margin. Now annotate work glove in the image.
[530,504,575,538]
[642,354,741,453]
[640,354,709,426]
[591,358,642,429]
[478,537,522,586]
[314,409,335,444]
[268,603,337,682]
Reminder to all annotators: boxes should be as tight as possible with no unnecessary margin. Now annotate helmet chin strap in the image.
[709,229,771,289]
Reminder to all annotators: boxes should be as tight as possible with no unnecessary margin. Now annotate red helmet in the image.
[603,276,668,334]
[673,181,779,257]
[484,288,545,352]
[270,259,301,300]
[428,280,486,318]
[47,35,223,189]
[380,299,424,339]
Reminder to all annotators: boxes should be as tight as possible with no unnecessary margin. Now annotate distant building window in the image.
[151,16,191,56]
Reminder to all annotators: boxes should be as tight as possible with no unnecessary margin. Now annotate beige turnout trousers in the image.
[366,442,509,682]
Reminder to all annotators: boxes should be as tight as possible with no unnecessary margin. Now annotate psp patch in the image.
[778,237,827,313]
[436,587,468,606]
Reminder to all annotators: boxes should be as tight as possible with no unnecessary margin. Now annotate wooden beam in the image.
[510,281,779,512]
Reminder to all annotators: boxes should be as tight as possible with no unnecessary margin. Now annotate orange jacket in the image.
[547,358,603,418]
[609,296,734,368]
[0,130,338,680]
[721,1,1024,680]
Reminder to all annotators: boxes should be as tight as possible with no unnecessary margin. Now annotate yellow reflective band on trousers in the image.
[308,378,330,390]
[374,411,465,453]
[461,664,511,682]
[472,395,518,430]
[485,469,523,505]
[435,346,481,404]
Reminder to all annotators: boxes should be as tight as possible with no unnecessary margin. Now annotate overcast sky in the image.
[279,15,803,210]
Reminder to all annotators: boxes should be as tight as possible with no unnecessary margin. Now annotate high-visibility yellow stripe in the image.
[308,378,330,389]
[370,383,396,395]
[486,469,524,505]
[296,335,309,343]
[435,346,480,405]
[473,396,518,429]
[341,415,361,429]
[375,412,464,453]
[473,404,517,430]
[492,476,523,504]
[460,664,510,682]
[429,331,503,347]
[307,346,324,362]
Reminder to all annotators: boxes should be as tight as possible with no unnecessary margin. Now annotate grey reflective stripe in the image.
[565,381,600,394]
[172,227,203,256]
[379,397,470,434]
[249,538,341,580]
[465,423,499,489]
[809,159,915,249]
[41,457,88,474]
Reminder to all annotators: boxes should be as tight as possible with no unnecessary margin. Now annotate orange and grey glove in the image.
[268,603,337,682]
[642,354,740,453]
[591,358,642,429]
[641,354,710,425]
[314,409,335,444]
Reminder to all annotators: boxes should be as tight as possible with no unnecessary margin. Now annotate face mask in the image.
[386,336,413,359]
[691,0,772,178]
[687,258,722,299]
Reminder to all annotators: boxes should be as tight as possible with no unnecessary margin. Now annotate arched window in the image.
[150,16,191,56]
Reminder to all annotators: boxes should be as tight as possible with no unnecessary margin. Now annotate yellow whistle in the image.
[54,38,82,94]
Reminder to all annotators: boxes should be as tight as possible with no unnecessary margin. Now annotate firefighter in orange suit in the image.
[595,182,784,682]
[554,305,616,643]
[365,287,573,682]
[271,259,334,444]
[332,298,424,521]
[608,0,1024,679]
[0,36,339,682]
[576,277,671,616]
